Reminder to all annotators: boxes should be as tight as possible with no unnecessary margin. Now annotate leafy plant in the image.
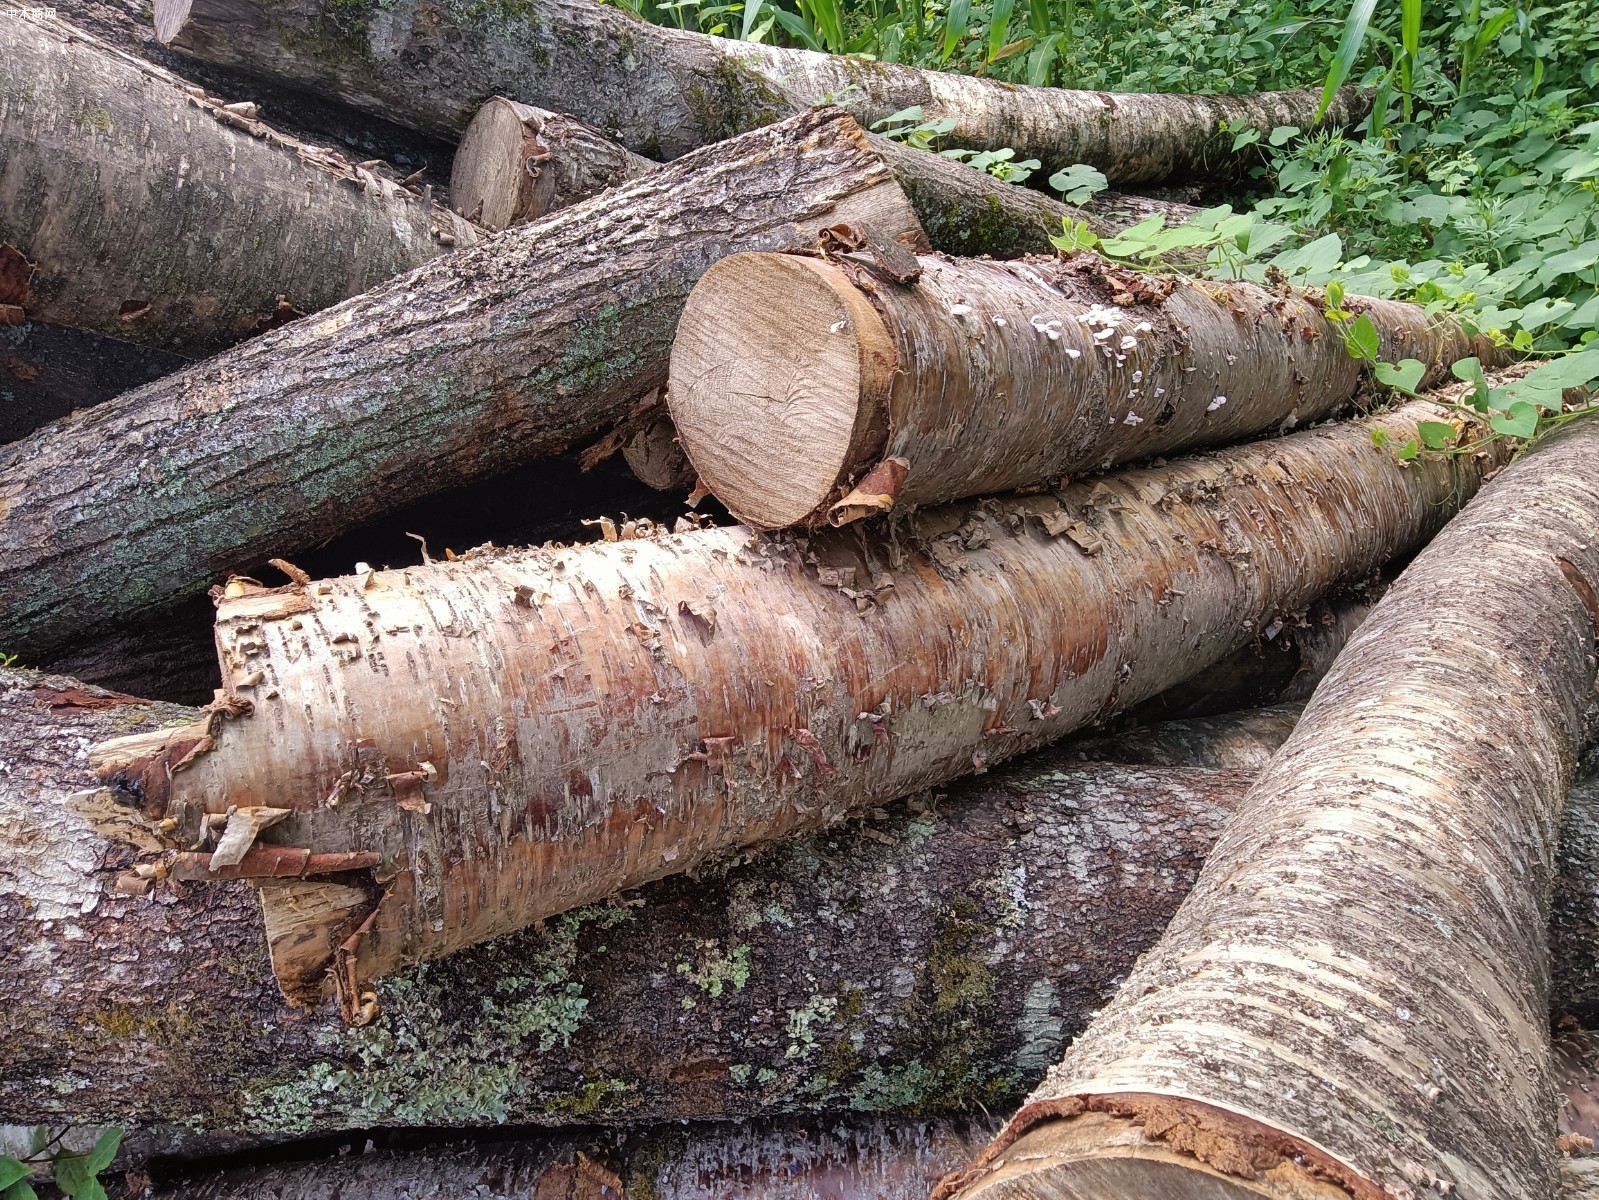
[1,1128,122,1200]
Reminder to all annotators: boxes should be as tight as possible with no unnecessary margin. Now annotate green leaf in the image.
[1374,358,1426,394]
[1048,163,1109,206]
[1345,313,1381,362]
[1490,401,1540,439]
[0,1160,29,1191]
[986,0,1014,63]
[1317,0,1377,122]
[1269,124,1300,146]
[1324,280,1345,311]
[1049,219,1100,254]
[1451,357,1491,411]
[940,0,970,62]
[52,1155,93,1198]
[1416,420,1456,450]
[85,1130,121,1176]
[1396,438,1420,461]
[3,1180,39,1200]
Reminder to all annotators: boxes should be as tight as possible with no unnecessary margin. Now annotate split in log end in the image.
[669,253,895,530]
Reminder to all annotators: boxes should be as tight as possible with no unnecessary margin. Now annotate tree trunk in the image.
[450,99,655,231]
[937,417,1599,1200]
[9,669,1599,1139]
[0,11,477,357]
[0,321,187,443]
[452,93,1194,255]
[668,250,1482,529]
[151,0,1369,184]
[0,108,924,661]
[88,400,1499,1011]
[621,412,697,492]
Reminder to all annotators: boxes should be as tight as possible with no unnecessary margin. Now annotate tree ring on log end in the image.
[668,253,896,531]
[452,98,541,231]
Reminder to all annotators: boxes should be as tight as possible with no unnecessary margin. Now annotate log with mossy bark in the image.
[9,668,1599,1137]
[152,0,1368,184]
[0,108,927,661]
[452,93,1195,254]
[0,10,476,358]
[668,249,1485,529]
[938,416,1599,1200]
[85,401,1500,1016]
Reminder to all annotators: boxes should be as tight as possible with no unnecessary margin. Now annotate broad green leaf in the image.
[52,1155,93,1198]
[1374,358,1426,394]
[3,1180,38,1200]
[1451,357,1491,411]
[1416,420,1456,450]
[1269,124,1300,146]
[0,1160,28,1191]
[85,1131,121,1176]
[1270,232,1343,278]
[1489,401,1539,439]
[1049,163,1109,205]
[1396,438,1420,461]
[1345,314,1381,362]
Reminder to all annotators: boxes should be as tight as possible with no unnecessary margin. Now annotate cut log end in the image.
[621,413,697,491]
[152,0,193,45]
[451,97,540,230]
[668,253,895,530]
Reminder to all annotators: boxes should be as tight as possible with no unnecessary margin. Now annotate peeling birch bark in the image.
[0,11,476,357]
[7,668,1599,1134]
[89,401,1501,1009]
[939,415,1599,1200]
[451,93,1194,255]
[0,108,924,661]
[151,0,1369,184]
[669,250,1482,529]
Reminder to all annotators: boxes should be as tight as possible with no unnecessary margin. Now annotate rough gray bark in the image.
[88,402,1502,1006]
[669,250,1482,529]
[452,92,1194,255]
[0,108,924,661]
[7,669,1599,1143]
[940,416,1599,1200]
[0,9,477,357]
[0,322,186,443]
[152,0,1369,184]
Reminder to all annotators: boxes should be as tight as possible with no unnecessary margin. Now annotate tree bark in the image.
[88,400,1499,1011]
[451,92,1194,255]
[0,108,925,661]
[937,417,1599,1200]
[0,10,477,358]
[450,98,655,231]
[8,669,1599,1139]
[151,0,1369,184]
[0,321,187,443]
[668,250,1482,529]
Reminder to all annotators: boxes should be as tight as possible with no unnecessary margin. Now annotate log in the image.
[0,11,477,357]
[452,93,1196,254]
[8,668,1599,1139]
[151,0,1368,184]
[0,322,186,443]
[451,99,654,231]
[621,411,697,492]
[668,250,1480,529]
[88,400,1499,1013]
[937,417,1599,1199]
[0,108,925,661]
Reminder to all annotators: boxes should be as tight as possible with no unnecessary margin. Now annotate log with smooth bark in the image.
[90,401,1498,1012]
[152,0,1367,183]
[451,93,1195,255]
[0,108,924,661]
[669,250,1480,529]
[939,417,1599,1200]
[10,669,1599,1137]
[0,11,476,357]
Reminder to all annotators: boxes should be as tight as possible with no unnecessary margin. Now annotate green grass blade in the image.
[1317,0,1377,122]
[988,0,1016,62]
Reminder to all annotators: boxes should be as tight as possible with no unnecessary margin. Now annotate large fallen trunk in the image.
[0,322,186,443]
[0,11,476,357]
[938,418,1599,1200]
[0,108,925,660]
[152,0,1367,184]
[669,250,1480,529]
[9,669,1599,1135]
[89,401,1499,1013]
[452,93,1195,255]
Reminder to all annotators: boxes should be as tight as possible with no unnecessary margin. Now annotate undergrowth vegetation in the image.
[609,0,1599,448]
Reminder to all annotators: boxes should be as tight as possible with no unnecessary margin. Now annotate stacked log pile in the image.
[1,3,1595,1196]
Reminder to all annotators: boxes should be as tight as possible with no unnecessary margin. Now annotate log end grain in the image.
[152,0,192,44]
[668,253,896,530]
[451,98,541,231]
[621,413,697,492]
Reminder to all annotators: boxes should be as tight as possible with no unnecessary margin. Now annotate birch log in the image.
[9,668,1599,1135]
[668,250,1481,529]
[451,93,1196,254]
[0,108,924,661]
[939,417,1599,1200]
[88,401,1500,1014]
[151,0,1368,183]
[0,11,476,357]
